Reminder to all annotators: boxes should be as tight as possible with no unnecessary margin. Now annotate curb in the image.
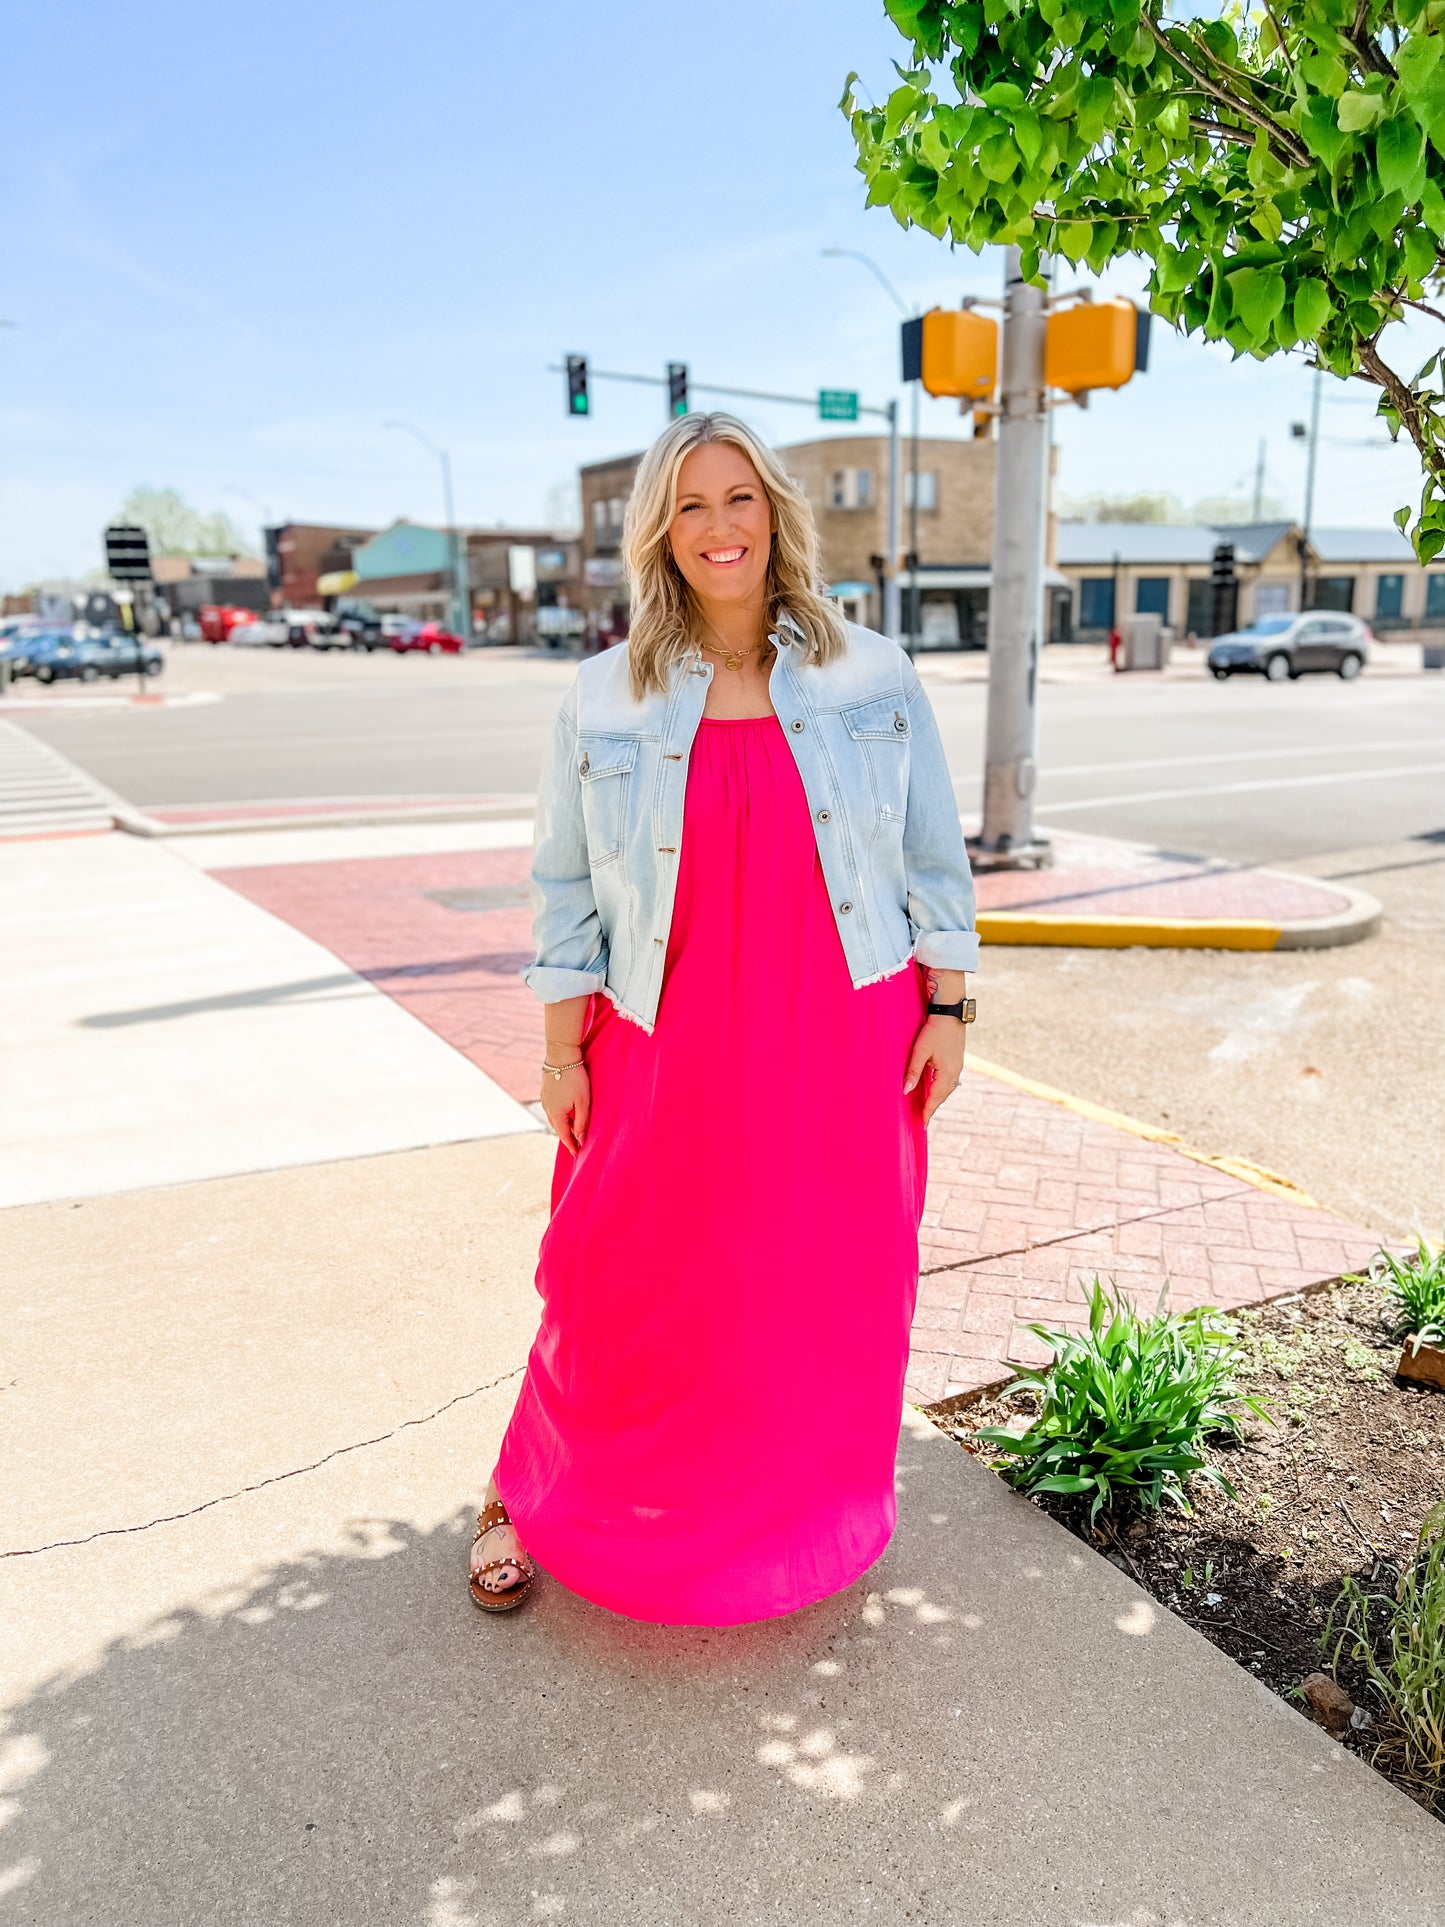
[977,873,1381,951]
[116,800,537,839]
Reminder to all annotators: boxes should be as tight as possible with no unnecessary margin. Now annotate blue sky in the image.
[1,0,1427,588]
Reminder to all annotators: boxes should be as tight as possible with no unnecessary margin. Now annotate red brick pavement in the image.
[214,845,1381,1404]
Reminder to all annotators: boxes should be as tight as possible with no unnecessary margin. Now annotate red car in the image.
[199,603,262,644]
[389,620,467,655]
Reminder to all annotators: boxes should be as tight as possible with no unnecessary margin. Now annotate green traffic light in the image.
[573,395,589,414]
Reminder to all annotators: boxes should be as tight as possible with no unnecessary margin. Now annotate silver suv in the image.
[1208,612,1371,682]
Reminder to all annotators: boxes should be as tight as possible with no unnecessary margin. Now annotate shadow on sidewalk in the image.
[6,1437,1442,1925]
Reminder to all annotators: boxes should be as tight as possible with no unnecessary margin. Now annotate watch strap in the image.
[927,997,976,1023]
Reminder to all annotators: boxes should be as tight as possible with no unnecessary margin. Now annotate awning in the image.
[316,570,359,596]
[828,581,874,598]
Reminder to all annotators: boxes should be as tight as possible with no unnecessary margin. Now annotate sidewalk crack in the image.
[2,1365,525,1561]
[919,1185,1257,1279]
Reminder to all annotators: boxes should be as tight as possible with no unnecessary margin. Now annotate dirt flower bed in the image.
[926,1272,1445,1817]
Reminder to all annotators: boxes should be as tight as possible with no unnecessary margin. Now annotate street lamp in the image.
[822,248,921,652]
[384,419,473,641]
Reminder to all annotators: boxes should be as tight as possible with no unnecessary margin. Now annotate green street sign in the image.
[818,389,859,422]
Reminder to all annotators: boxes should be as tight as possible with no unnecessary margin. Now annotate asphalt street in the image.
[13,643,1445,866]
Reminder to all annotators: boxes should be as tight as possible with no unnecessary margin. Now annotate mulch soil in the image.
[925,1272,1445,1818]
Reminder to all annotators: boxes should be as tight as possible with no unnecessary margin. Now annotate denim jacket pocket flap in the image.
[842,696,910,741]
[578,736,638,782]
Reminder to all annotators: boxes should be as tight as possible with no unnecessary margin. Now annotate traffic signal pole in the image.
[978,247,1051,864]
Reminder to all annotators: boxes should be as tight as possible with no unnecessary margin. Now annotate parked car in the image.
[231,609,334,648]
[79,633,166,679]
[25,632,164,684]
[9,629,82,680]
[198,603,262,643]
[390,620,467,655]
[1208,612,1371,682]
[335,609,384,650]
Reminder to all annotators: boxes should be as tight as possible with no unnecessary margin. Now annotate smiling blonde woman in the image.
[470,412,979,1623]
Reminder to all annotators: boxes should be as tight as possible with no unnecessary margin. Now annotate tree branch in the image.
[1190,116,1254,148]
[1357,339,1445,478]
[1349,1,1396,80]
[1143,14,1312,169]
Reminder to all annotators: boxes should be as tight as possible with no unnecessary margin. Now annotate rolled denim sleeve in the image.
[521,680,610,1004]
[901,662,980,973]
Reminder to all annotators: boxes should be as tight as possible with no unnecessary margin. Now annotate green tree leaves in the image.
[846,1,1445,553]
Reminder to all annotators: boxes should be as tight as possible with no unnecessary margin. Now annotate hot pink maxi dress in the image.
[496,713,929,1625]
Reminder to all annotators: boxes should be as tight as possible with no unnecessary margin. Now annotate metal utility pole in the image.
[979,247,1051,862]
[1251,439,1266,523]
[385,420,473,642]
[1291,369,1323,610]
[1301,367,1322,610]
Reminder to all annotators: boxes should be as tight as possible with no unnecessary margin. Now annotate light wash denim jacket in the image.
[522,620,979,1033]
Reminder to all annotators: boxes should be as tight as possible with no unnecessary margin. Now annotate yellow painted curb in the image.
[977,911,1281,950]
[965,1053,1321,1210]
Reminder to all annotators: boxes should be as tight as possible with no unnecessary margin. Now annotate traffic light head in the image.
[566,354,589,416]
[667,362,688,418]
[914,308,998,401]
[1044,299,1142,398]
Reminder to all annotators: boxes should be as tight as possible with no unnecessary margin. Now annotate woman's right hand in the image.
[541,1064,590,1155]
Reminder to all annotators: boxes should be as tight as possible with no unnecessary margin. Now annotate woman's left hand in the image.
[903,1015,967,1125]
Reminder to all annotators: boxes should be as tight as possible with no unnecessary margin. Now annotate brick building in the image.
[267,523,378,608]
[578,454,639,640]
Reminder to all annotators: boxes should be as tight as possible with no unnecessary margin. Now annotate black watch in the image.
[927,997,976,1023]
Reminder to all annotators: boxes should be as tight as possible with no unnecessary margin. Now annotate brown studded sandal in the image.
[469,1499,535,1614]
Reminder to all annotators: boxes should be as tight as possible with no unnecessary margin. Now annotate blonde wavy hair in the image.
[621,411,848,701]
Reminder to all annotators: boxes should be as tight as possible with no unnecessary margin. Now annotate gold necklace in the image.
[700,632,773,672]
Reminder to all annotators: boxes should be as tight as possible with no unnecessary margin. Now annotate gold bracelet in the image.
[542,1058,585,1080]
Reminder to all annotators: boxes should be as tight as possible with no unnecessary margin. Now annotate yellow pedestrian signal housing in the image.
[902,308,998,400]
[1044,298,1144,397]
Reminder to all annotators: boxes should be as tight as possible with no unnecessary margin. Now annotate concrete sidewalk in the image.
[0,831,536,1209]
[3,1147,1441,1925]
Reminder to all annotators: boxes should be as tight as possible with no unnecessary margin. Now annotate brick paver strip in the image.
[216,847,1380,1406]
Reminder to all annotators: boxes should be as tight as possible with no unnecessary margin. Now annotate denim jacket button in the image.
[790,718,805,732]
[816,808,831,823]
[839,900,853,914]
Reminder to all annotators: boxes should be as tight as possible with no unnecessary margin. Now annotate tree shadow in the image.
[6,1440,1442,1924]
[1,1511,945,1926]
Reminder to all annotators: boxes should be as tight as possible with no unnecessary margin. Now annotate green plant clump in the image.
[1354,1237,1445,1350]
[977,1278,1269,1523]
[1326,1502,1445,1810]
